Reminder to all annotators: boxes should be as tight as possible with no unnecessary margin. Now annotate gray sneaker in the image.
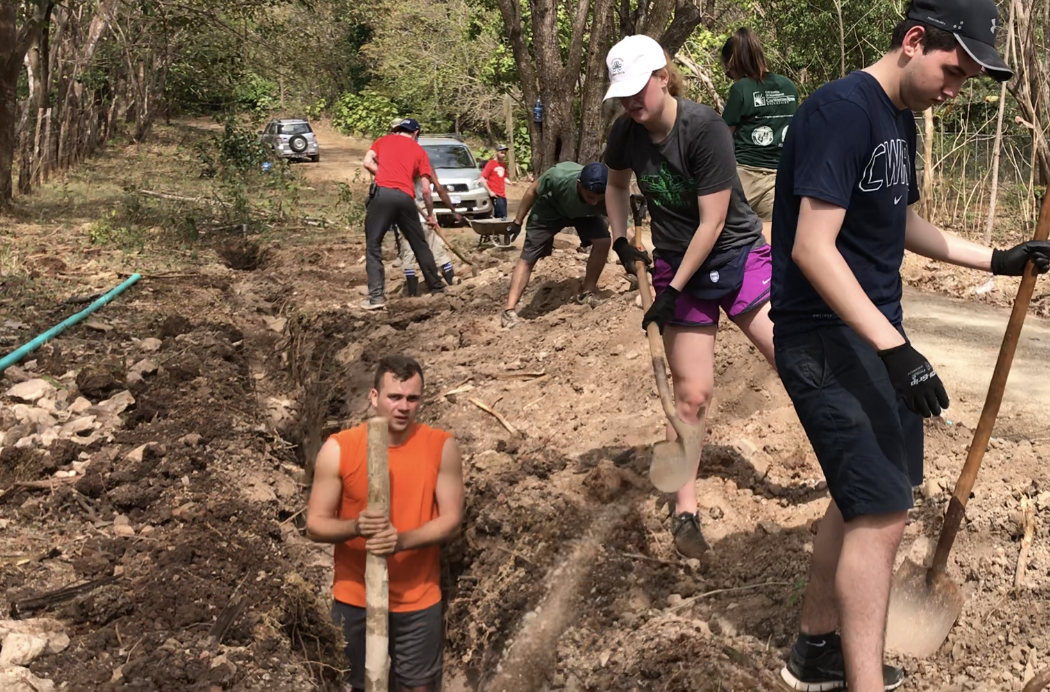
[500,309,520,329]
[671,512,709,558]
[359,297,386,311]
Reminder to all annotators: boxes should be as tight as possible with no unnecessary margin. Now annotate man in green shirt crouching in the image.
[500,161,609,328]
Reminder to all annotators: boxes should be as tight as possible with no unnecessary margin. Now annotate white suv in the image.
[416,137,492,221]
[261,119,320,162]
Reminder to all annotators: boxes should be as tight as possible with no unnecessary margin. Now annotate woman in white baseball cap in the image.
[603,34,776,559]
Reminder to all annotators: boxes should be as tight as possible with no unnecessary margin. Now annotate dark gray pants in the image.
[365,187,443,299]
[331,600,443,691]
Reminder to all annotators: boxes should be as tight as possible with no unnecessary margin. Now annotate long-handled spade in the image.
[628,201,705,493]
[429,224,480,278]
[885,191,1050,658]
[364,418,391,691]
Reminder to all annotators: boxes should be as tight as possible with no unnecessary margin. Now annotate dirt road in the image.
[2,121,1049,691]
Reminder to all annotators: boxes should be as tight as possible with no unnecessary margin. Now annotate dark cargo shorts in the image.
[774,325,924,521]
[331,600,443,691]
[520,216,609,263]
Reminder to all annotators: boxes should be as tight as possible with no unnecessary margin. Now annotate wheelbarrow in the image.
[467,218,517,249]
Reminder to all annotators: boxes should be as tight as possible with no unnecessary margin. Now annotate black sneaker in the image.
[780,633,904,691]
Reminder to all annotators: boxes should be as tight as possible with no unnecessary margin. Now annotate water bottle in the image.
[532,99,543,124]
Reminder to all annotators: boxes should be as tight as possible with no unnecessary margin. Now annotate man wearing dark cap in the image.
[361,118,463,310]
[481,144,510,219]
[500,161,610,328]
[772,1,1050,690]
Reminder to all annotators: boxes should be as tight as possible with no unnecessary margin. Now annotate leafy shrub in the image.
[234,74,279,114]
[331,90,400,138]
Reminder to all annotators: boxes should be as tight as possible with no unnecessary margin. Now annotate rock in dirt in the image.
[0,666,56,692]
[68,397,93,415]
[732,438,758,460]
[5,379,55,403]
[126,442,164,463]
[709,506,725,520]
[96,390,134,416]
[159,315,192,338]
[130,358,158,376]
[178,433,202,447]
[138,338,163,353]
[0,632,49,666]
[12,404,57,431]
[76,365,124,399]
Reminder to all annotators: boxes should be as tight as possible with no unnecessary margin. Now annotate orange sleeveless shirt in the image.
[329,422,449,612]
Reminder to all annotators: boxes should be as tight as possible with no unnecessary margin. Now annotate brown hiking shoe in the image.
[671,512,709,558]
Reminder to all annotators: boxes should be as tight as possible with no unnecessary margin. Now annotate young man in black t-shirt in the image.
[771,1,1050,690]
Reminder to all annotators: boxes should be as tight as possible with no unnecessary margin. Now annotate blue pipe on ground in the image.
[0,273,142,374]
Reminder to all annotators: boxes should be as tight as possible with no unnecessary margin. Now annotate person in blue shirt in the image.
[772,1,1050,690]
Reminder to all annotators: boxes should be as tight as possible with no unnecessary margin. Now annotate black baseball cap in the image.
[906,0,1013,82]
[395,118,421,133]
[578,162,608,194]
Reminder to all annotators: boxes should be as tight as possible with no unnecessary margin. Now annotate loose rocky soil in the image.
[1,122,1049,691]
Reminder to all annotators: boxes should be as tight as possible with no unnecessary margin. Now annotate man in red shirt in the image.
[480,144,509,219]
[362,119,462,310]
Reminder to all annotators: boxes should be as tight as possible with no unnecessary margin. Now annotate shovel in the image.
[429,223,479,278]
[364,417,391,691]
[628,200,705,493]
[885,191,1050,658]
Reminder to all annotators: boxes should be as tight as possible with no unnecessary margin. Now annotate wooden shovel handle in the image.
[930,191,1050,577]
[365,417,390,692]
[629,200,688,439]
[429,224,477,274]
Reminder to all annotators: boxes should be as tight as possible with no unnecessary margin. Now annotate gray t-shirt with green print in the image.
[604,98,762,256]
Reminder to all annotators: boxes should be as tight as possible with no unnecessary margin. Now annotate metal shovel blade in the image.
[649,420,705,493]
[884,558,964,658]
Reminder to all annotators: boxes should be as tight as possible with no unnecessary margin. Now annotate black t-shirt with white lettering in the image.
[770,71,919,337]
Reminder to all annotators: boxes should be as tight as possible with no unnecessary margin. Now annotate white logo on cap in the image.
[990,18,998,35]
[710,270,720,283]
[611,58,625,76]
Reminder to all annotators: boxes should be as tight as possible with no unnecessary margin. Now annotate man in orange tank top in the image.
[306,355,463,691]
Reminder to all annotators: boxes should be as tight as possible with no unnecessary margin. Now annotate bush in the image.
[234,74,279,114]
[331,90,400,138]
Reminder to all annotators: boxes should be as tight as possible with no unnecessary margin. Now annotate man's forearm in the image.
[396,515,461,552]
[794,243,905,351]
[433,183,457,211]
[421,190,435,217]
[605,184,631,242]
[905,209,993,270]
[513,183,539,224]
[306,517,359,544]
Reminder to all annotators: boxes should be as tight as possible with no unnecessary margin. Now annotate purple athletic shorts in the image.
[651,243,772,327]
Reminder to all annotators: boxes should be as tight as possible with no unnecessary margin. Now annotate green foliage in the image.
[86,211,146,251]
[234,74,280,114]
[331,90,401,138]
[513,124,531,172]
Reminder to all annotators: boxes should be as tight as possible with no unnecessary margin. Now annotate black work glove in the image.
[878,342,949,418]
[508,221,522,242]
[990,240,1050,276]
[642,287,679,334]
[613,237,651,274]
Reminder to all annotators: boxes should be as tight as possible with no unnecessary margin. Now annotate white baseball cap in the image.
[604,35,668,101]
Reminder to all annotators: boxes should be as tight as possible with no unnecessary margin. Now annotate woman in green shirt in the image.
[720,28,798,223]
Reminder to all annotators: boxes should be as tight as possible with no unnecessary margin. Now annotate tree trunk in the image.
[921,108,935,220]
[984,0,1016,244]
[577,0,616,163]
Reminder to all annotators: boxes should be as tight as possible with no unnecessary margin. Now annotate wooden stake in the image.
[1015,495,1036,589]
[365,418,390,692]
[503,94,515,180]
[468,398,517,434]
